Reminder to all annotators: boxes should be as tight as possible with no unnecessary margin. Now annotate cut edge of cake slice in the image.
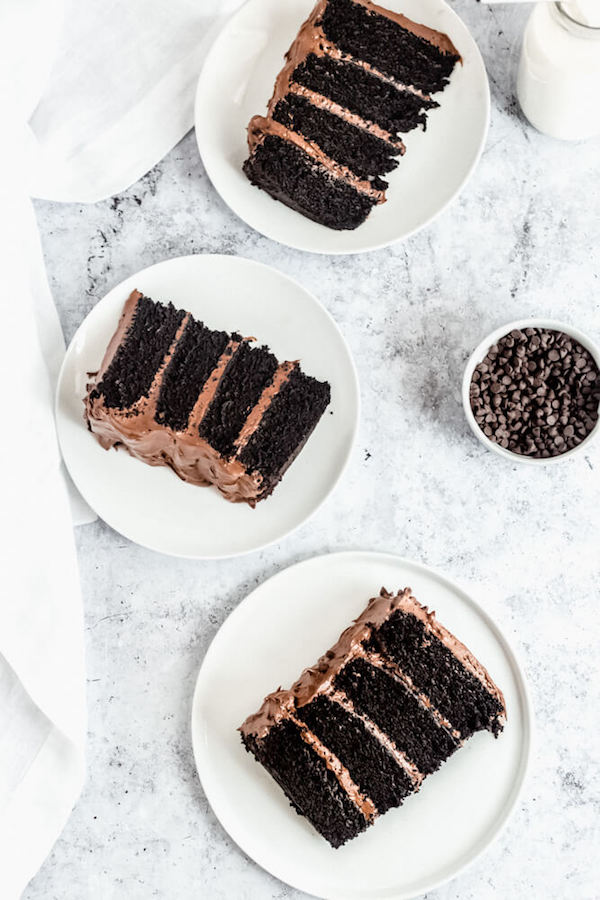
[85,291,331,505]
[240,586,506,847]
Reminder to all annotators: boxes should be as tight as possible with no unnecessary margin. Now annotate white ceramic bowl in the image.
[462,318,600,465]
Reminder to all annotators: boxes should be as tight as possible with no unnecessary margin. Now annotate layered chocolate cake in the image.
[240,588,505,847]
[85,290,331,505]
[243,0,461,230]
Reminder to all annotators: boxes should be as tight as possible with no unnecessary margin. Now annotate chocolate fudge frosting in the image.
[85,290,297,505]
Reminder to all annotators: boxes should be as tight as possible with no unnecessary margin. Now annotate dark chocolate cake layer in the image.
[91,296,185,410]
[155,317,229,432]
[244,718,370,848]
[272,93,402,179]
[198,341,279,458]
[243,134,379,231]
[240,588,505,847]
[320,0,459,93]
[243,0,460,230]
[240,367,332,485]
[368,609,506,738]
[85,290,331,505]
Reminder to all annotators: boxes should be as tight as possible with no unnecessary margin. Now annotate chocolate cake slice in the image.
[240,588,505,847]
[243,0,461,230]
[85,290,330,505]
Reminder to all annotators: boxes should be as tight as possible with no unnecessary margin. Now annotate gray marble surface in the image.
[27,2,600,898]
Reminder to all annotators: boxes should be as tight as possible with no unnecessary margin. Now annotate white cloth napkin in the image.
[0,1,242,895]
[0,192,86,899]
[0,3,85,896]
[30,0,242,203]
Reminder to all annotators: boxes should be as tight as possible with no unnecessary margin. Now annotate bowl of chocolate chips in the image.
[463,319,600,463]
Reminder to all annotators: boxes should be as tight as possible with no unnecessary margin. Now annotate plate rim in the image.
[55,253,360,559]
[191,549,534,900]
[194,0,491,256]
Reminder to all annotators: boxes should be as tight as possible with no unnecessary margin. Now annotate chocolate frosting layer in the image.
[85,291,300,505]
[288,83,405,151]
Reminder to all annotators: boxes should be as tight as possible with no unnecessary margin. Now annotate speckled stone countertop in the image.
[26,2,599,898]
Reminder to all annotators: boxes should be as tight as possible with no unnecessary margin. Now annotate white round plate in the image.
[192,551,532,900]
[56,255,359,558]
[195,0,490,254]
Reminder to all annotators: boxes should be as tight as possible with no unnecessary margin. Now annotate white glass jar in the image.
[517,2,600,140]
